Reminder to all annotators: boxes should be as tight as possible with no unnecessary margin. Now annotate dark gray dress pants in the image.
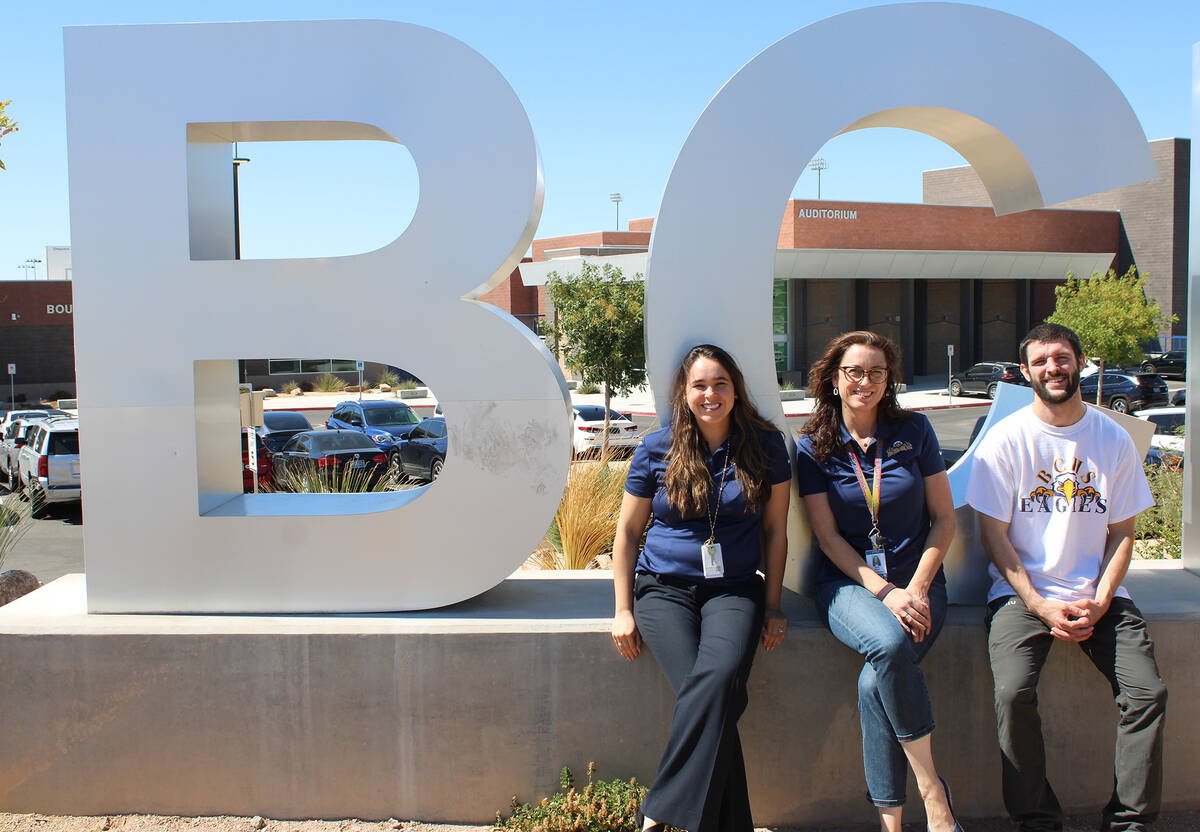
[634,571,765,832]
[986,596,1167,832]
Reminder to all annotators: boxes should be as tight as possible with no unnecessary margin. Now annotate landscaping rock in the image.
[346,385,361,393]
[251,816,266,830]
[0,569,41,607]
[379,384,391,393]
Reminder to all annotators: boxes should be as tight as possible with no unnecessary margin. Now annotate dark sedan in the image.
[1139,350,1186,379]
[270,429,390,490]
[256,410,315,453]
[394,417,447,482]
[1078,372,1168,414]
[949,362,1027,399]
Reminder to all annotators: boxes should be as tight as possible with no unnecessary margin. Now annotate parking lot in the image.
[0,373,1184,585]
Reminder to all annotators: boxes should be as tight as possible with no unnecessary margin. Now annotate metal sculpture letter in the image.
[643,3,1156,599]
[64,21,570,612]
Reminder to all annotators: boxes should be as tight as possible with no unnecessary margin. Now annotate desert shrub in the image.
[272,462,390,494]
[1136,457,1182,558]
[540,459,628,569]
[395,379,419,390]
[495,763,653,832]
[312,373,347,393]
[373,371,401,389]
[576,381,601,395]
[277,379,302,394]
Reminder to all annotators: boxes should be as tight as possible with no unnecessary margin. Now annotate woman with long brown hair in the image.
[611,344,791,832]
[795,331,962,832]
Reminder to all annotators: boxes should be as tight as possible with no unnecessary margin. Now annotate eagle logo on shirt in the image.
[1022,459,1106,513]
[886,440,913,458]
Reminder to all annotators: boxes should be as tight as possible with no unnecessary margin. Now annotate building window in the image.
[268,359,359,375]
[773,279,790,372]
[772,280,788,335]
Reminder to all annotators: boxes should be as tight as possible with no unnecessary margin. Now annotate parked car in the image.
[1139,350,1187,379]
[1171,388,1185,407]
[0,416,67,487]
[0,408,66,436]
[1137,406,1185,454]
[15,418,80,516]
[1078,372,1168,414]
[949,362,1027,399]
[270,429,390,489]
[241,427,273,492]
[256,410,315,453]
[325,400,421,453]
[571,405,641,456]
[394,416,447,482]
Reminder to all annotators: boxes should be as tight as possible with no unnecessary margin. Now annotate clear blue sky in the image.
[2,1,1197,271]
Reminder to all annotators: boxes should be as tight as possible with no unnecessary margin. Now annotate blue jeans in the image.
[815,578,947,807]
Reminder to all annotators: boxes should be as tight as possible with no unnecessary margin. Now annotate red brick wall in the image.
[532,231,651,261]
[779,200,1120,254]
[477,268,539,328]
[628,218,655,233]
[0,281,73,327]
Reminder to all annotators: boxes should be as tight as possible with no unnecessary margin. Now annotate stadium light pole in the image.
[809,158,828,199]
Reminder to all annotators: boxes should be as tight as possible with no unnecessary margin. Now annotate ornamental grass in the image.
[541,455,630,569]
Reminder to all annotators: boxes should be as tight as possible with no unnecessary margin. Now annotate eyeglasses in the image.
[839,366,888,384]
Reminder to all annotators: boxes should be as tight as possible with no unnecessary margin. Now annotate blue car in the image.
[325,400,422,453]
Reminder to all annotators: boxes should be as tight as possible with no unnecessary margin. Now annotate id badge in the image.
[701,542,725,579]
[865,548,889,579]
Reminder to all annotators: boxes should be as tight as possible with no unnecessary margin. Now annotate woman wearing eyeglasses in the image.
[794,331,962,832]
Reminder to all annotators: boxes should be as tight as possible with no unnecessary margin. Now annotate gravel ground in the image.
[4,812,1200,832]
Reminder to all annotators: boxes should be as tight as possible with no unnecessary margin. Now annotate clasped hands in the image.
[881,585,932,643]
[1034,596,1109,642]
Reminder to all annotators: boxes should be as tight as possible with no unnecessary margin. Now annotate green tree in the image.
[1047,265,1175,406]
[545,263,645,455]
[0,100,18,171]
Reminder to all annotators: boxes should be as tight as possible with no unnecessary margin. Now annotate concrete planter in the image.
[399,388,429,400]
[779,390,805,402]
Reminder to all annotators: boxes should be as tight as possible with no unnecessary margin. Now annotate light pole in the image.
[610,193,622,230]
[16,262,34,280]
[233,143,250,260]
[808,158,828,199]
[24,258,41,279]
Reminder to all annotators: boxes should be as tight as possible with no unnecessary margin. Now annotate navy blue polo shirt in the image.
[795,413,945,587]
[625,426,792,583]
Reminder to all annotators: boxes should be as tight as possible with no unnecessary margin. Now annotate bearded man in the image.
[965,322,1167,832]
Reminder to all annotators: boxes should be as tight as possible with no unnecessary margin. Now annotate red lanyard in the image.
[848,443,882,537]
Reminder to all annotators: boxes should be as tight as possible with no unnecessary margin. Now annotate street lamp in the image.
[24,258,42,279]
[16,262,35,280]
[233,143,250,260]
[808,158,828,199]
[610,193,622,230]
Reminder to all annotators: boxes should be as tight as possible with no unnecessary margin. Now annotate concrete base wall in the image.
[1,570,1198,826]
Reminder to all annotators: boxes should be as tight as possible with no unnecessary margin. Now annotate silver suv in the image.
[15,418,80,515]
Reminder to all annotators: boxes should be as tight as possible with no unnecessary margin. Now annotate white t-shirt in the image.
[966,406,1154,604]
